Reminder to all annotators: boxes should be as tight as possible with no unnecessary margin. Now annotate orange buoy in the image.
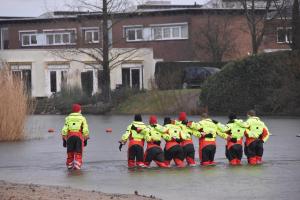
[106,128,112,133]
[48,128,55,133]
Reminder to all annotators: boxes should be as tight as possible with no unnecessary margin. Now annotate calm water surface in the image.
[0,115,300,200]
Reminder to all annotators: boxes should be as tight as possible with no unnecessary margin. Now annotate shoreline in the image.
[0,180,160,200]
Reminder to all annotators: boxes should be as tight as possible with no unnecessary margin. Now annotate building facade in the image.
[0,3,292,97]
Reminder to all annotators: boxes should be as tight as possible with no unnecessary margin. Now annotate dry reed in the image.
[0,66,30,141]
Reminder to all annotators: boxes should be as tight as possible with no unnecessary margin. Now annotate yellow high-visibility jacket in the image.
[226,119,249,140]
[174,120,199,140]
[246,116,270,142]
[61,113,89,137]
[189,119,228,141]
[121,121,149,142]
[145,124,166,142]
[162,124,182,142]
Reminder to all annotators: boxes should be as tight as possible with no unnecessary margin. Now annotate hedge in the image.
[200,51,300,115]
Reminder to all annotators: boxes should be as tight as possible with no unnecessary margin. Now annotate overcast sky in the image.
[0,0,209,17]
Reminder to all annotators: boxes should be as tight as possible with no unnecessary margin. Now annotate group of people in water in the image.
[60,104,270,170]
[119,110,270,168]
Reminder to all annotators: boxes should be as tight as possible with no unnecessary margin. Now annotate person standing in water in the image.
[188,113,228,166]
[144,115,169,168]
[224,113,249,165]
[119,114,148,168]
[174,112,197,166]
[61,104,89,170]
[162,117,185,168]
[244,110,270,165]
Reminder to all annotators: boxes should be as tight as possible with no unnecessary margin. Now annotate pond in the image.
[0,115,299,200]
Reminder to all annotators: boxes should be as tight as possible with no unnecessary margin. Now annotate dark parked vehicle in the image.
[182,67,220,89]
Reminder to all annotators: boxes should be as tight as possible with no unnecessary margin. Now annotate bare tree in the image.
[240,0,273,54]
[268,0,293,48]
[52,0,141,103]
[292,0,300,50]
[194,13,237,62]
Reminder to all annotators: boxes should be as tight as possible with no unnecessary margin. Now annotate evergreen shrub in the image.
[200,51,300,115]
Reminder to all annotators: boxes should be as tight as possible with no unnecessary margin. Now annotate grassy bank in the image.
[113,89,201,115]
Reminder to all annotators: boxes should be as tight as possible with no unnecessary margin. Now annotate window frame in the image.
[0,27,9,49]
[277,27,292,44]
[121,65,143,89]
[20,31,38,47]
[150,22,188,41]
[84,29,100,44]
[47,64,69,95]
[43,28,76,46]
[123,23,188,42]
[19,29,76,46]
[45,32,72,45]
[123,25,144,42]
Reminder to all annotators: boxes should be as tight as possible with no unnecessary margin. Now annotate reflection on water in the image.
[0,115,300,200]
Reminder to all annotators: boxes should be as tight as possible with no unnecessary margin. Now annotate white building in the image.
[0,48,156,97]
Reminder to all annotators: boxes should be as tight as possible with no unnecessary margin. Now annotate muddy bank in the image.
[0,181,160,200]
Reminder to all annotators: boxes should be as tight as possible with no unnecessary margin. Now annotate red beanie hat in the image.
[178,112,187,121]
[149,115,157,125]
[72,104,81,113]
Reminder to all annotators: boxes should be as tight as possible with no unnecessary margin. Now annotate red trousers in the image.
[67,152,82,169]
[66,132,84,169]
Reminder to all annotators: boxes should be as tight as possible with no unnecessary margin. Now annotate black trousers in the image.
[128,144,144,162]
[164,145,184,161]
[201,145,216,162]
[67,136,82,153]
[225,144,243,161]
[182,143,195,160]
[244,140,264,158]
[145,146,164,163]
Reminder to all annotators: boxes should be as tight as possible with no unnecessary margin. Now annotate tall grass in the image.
[0,66,30,141]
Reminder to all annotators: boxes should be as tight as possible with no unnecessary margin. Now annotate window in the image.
[81,71,94,96]
[151,24,188,40]
[47,64,69,95]
[19,29,76,46]
[84,29,99,43]
[125,27,143,41]
[277,27,292,43]
[46,33,72,45]
[50,70,68,93]
[21,32,38,46]
[163,27,171,38]
[23,35,30,46]
[50,71,57,93]
[172,27,180,38]
[153,27,162,40]
[1,28,9,49]
[31,35,37,44]
[121,64,143,89]
[46,35,54,45]
[55,34,61,43]
[63,34,70,43]
[44,29,76,45]
[286,28,292,43]
[123,23,188,42]
[10,64,32,94]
